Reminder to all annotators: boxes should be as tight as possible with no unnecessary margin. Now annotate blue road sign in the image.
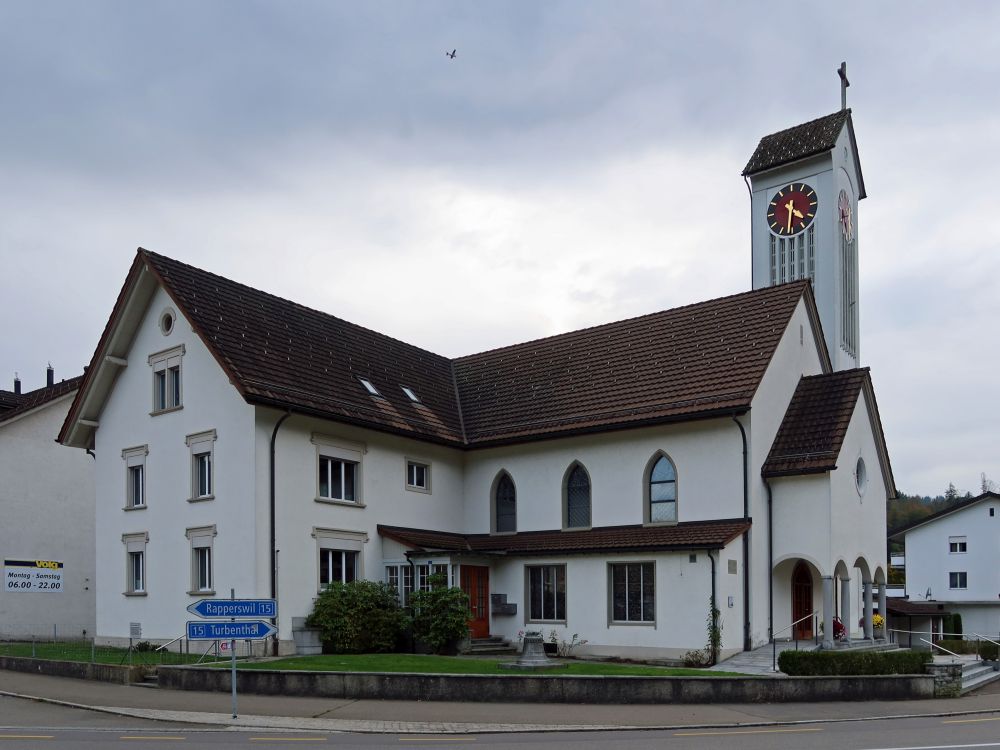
[186,620,277,641]
[186,598,277,619]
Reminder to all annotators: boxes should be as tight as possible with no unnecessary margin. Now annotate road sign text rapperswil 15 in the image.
[186,598,277,619]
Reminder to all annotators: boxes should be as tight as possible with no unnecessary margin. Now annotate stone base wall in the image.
[0,656,146,684]
[925,663,963,698]
[158,666,936,703]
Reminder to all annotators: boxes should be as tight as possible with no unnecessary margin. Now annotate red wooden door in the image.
[460,565,490,639]
[792,561,813,639]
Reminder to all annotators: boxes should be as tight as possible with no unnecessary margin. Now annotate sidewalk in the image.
[1,670,998,734]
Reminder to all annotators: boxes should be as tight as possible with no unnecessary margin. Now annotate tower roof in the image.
[743,110,866,198]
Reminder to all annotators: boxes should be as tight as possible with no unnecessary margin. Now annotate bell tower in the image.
[743,63,866,372]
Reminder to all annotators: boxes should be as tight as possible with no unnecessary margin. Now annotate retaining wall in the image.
[157,666,936,703]
[0,655,146,685]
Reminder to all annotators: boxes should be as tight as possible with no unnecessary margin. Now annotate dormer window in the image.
[358,378,381,397]
[401,386,420,403]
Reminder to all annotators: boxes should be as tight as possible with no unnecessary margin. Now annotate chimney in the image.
[13,373,20,395]
[46,364,54,388]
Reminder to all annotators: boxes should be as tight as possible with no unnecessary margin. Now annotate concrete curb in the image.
[3,688,1000,734]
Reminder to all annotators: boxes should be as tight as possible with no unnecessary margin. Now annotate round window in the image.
[855,457,868,496]
[159,308,176,336]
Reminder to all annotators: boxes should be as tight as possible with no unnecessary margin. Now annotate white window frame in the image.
[608,560,655,625]
[405,458,431,494]
[526,564,567,624]
[385,563,416,604]
[311,435,364,506]
[185,429,217,502]
[186,525,216,595]
[312,528,367,592]
[122,445,148,510]
[949,571,968,589]
[122,532,148,595]
[148,345,185,414]
[948,536,967,554]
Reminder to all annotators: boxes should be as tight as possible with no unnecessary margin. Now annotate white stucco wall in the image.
[259,411,466,643]
[0,394,96,638]
[93,286,257,643]
[903,497,999,639]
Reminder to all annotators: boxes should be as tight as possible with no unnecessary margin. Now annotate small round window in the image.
[159,308,176,336]
[855,457,868,497]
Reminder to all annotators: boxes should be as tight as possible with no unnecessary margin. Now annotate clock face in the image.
[766,183,817,236]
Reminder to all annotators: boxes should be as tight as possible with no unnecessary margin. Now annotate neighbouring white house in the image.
[58,106,895,660]
[890,492,1000,641]
[0,368,95,639]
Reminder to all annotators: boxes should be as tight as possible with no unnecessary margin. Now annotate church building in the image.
[59,98,894,661]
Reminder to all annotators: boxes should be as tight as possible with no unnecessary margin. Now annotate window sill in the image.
[188,495,215,503]
[404,485,432,495]
[149,405,183,417]
[123,504,148,512]
[314,497,366,508]
[642,520,678,528]
[490,530,517,536]
[123,591,148,597]
[561,525,591,532]
[609,620,656,627]
[188,590,216,597]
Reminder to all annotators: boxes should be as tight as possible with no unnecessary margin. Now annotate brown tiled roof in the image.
[743,110,851,177]
[762,368,869,477]
[453,282,813,445]
[0,390,22,413]
[886,597,950,617]
[0,376,83,425]
[378,519,750,556]
[142,251,466,444]
[65,250,814,449]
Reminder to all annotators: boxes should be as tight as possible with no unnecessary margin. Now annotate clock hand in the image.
[785,200,795,233]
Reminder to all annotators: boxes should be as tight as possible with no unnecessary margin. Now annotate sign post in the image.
[186,594,278,719]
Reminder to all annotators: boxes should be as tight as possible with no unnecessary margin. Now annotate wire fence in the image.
[0,633,271,666]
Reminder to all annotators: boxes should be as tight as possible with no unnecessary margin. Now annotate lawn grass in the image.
[0,640,227,666]
[231,652,743,677]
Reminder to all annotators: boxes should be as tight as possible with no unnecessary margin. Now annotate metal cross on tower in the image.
[838,61,850,111]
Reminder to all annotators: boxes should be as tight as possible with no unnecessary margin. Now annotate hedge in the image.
[939,638,999,660]
[778,649,932,676]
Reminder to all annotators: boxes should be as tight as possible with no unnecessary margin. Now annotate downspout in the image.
[708,549,718,666]
[733,415,751,651]
[764,478,774,643]
[86,449,96,460]
[270,410,292,656]
[732,414,751,652]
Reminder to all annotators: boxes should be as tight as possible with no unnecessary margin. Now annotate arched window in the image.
[648,455,677,523]
[565,463,591,528]
[494,473,516,533]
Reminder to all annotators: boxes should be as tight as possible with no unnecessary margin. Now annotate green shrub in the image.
[306,580,407,654]
[939,639,998,660]
[409,573,471,654]
[778,649,932,676]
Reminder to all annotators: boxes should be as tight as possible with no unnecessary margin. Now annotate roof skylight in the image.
[401,386,420,403]
[359,377,381,397]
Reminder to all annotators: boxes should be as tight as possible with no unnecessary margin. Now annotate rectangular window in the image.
[386,564,415,604]
[527,565,566,622]
[807,225,815,281]
[186,525,216,594]
[149,345,184,413]
[319,457,357,501]
[797,234,805,279]
[610,562,654,623]
[406,460,430,492]
[123,532,148,595]
[948,536,967,554]
[122,445,148,509]
[779,238,787,284]
[769,234,776,285]
[185,430,216,502]
[319,550,357,588]
[416,563,448,592]
[949,571,967,589]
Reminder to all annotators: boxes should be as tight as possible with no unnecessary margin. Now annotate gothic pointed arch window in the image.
[493,472,516,533]
[564,462,591,529]
[646,453,677,524]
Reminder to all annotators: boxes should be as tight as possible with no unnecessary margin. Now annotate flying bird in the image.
[446,49,456,58]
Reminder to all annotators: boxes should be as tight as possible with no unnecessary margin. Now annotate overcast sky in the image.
[2,1,997,496]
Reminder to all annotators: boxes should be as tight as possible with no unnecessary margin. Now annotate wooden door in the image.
[791,561,813,640]
[460,565,490,639]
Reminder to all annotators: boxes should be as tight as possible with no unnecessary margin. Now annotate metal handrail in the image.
[156,634,185,652]
[921,638,960,658]
[772,611,817,672]
[972,633,1000,648]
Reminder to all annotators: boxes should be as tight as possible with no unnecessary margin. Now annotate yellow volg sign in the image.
[35,560,61,569]
[4,559,65,592]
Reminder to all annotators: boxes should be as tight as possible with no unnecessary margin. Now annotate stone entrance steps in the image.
[466,636,517,655]
[962,660,1000,694]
